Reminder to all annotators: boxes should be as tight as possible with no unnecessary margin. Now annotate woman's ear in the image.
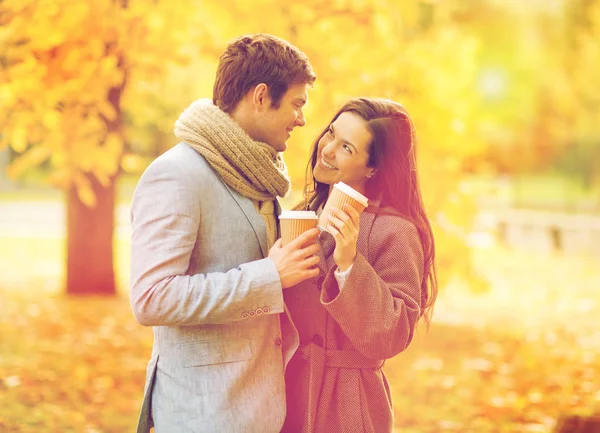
[366,168,377,179]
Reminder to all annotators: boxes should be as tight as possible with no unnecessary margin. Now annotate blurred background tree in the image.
[462,0,600,185]
[1,0,599,295]
[3,2,600,431]
[0,0,202,294]
[556,0,600,190]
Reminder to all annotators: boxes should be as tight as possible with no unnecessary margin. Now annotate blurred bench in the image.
[476,209,600,255]
[554,414,600,433]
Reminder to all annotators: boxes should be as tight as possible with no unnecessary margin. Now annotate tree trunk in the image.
[66,173,117,295]
[64,38,126,295]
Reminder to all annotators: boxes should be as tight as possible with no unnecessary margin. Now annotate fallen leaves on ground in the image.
[1,242,599,432]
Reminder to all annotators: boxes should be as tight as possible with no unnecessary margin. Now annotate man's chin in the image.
[274,141,288,152]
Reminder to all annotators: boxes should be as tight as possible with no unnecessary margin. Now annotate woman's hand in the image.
[327,204,361,272]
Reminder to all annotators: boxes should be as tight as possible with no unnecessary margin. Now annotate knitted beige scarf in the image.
[174,98,291,248]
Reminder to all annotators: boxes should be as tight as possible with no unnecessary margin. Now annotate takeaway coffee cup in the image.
[279,210,319,246]
[318,182,369,233]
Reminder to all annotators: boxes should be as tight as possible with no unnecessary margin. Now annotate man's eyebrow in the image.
[331,124,359,154]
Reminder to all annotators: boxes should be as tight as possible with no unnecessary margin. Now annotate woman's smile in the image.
[318,156,338,170]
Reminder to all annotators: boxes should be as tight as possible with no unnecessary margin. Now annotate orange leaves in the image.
[99,56,125,89]
[92,133,123,187]
[97,100,118,123]
[6,146,51,179]
[120,153,148,175]
[0,0,202,203]
[74,173,97,207]
[42,110,61,130]
[9,126,28,153]
[0,279,152,432]
[46,167,73,190]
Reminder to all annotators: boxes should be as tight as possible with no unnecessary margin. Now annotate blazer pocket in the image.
[180,337,253,368]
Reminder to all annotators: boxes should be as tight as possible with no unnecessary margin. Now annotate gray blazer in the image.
[130,143,299,433]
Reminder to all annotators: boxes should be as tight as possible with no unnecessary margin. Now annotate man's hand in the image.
[268,228,321,289]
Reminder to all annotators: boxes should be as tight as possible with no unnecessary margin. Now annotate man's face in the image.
[255,82,309,152]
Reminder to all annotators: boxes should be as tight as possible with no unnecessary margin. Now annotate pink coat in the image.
[281,200,425,433]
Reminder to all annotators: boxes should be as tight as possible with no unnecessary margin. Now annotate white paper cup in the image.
[279,210,318,246]
[318,182,369,233]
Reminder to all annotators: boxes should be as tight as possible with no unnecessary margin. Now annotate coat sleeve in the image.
[129,156,283,327]
[320,216,424,359]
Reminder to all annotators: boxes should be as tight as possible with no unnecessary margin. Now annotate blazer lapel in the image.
[220,182,269,258]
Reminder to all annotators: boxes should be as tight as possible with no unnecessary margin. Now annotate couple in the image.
[130,33,438,433]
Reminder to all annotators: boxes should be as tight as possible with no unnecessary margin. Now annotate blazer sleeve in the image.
[129,157,284,327]
[320,216,424,359]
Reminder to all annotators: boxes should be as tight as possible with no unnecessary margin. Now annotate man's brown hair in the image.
[213,34,316,113]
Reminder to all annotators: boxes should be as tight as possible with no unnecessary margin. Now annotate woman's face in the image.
[313,111,375,195]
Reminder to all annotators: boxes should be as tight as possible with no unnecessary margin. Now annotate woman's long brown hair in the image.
[303,98,438,327]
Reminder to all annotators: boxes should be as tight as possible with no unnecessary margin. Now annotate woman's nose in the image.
[322,141,336,158]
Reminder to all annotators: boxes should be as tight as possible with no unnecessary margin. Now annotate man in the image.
[130,34,319,433]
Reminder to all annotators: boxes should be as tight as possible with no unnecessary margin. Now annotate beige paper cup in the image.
[318,182,369,233]
[279,211,318,246]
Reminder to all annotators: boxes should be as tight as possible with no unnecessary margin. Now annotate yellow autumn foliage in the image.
[0,0,196,192]
[0,0,486,288]
[5,0,596,286]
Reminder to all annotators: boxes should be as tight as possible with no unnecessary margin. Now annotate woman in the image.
[281,98,438,433]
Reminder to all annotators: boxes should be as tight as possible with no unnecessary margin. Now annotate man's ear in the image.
[252,83,270,112]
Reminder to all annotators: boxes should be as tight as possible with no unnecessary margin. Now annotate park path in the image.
[0,201,131,238]
[1,198,600,255]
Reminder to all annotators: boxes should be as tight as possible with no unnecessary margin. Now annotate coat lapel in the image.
[317,230,336,275]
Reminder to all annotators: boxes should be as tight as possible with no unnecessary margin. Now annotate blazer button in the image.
[256,308,263,315]
[249,311,255,317]
[262,307,270,314]
[312,334,324,347]
[275,338,282,347]
[242,312,249,319]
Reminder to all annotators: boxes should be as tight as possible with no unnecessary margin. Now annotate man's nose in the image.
[296,110,306,127]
